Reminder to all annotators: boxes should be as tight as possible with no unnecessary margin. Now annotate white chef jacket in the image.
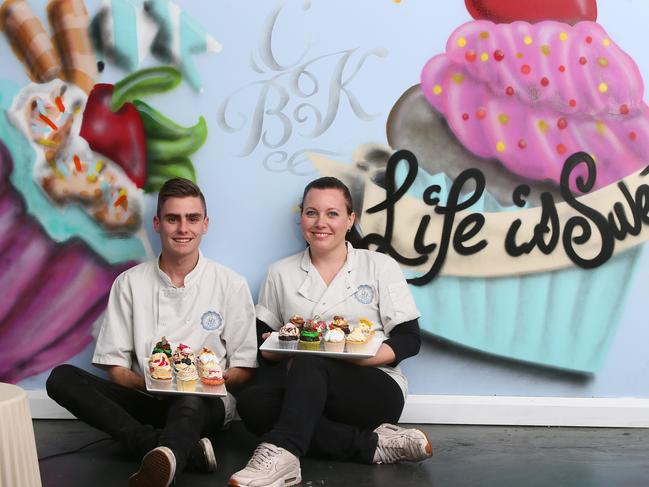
[93,251,258,424]
[255,242,420,397]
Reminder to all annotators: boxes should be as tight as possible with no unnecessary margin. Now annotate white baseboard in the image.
[399,395,649,427]
[28,391,649,427]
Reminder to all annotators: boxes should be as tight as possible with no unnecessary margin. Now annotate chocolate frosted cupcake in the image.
[288,315,305,328]
[278,323,299,350]
[329,316,350,335]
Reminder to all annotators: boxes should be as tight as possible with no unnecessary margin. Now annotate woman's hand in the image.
[346,343,396,367]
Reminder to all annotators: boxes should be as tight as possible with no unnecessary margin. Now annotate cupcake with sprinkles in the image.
[311,0,649,373]
[362,0,645,373]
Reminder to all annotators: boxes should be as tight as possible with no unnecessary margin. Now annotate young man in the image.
[47,178,257,487]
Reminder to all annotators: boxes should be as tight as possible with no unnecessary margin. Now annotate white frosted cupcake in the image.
[324,328,345,352]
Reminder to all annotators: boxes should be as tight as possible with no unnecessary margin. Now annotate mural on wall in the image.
[1,0,648,387]
[308,0,649,373]
[0,0,211,383]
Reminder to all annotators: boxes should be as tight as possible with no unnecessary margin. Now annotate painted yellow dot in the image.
[596,121,606,134]
[602,38,611,47]
[516,52,524,59]
[524,35,533,45]
[538,120,549,133]
[590,153,597,162]
[457,37,467,48]
[433,84,443,95]
[598,57,609,67]
[498,114,509,125]
[598,82,609,93]
[480,31,489,39]
[452,73,465,84]
[480,52,489,62]
[496,141,506,152]
[541,45,551,56]
[559,32,568,42]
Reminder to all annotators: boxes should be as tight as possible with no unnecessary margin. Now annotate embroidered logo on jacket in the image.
[354,285,375,304]
[201,311,223,331]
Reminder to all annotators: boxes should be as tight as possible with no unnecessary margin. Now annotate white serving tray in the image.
[145,373,227,397]
[259,332,383,358]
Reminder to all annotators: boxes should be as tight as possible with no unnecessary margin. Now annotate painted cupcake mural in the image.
[309,0,649,373]
[0,0,214,383]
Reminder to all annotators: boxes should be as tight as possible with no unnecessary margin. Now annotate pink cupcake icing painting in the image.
[420,19,649,193]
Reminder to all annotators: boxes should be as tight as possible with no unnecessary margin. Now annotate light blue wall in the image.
[7,0,649,397]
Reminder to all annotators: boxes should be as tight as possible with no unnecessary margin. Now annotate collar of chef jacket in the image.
[297,242,361,316]
[155,250,205,289]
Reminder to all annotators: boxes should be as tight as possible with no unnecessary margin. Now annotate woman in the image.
[230,177,432,487]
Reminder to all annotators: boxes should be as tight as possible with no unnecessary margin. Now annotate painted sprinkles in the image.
[421,19,649,191]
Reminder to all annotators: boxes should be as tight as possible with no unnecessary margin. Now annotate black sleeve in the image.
[256,319,284,368]
[256,319,274,348]
[383,318,421,367]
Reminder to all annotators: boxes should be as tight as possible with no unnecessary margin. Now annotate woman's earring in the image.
[347,228,351,233]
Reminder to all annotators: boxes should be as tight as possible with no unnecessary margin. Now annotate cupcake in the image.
[298,328,321,351]
[148,352,172,383]
[173,344,198,390]
[357,318,374,339]
[288,315,305,328]
[197,347,224,386]
[152,336,172,358]
[0,2,209,384]
[345,327,369,353]
[323,328,346,352]
[278,323,300,350]
[329,316,350,335]
[308,4,646,373]
[304,318,326,338]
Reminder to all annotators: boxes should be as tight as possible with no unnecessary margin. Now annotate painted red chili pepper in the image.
[79,83,147,188]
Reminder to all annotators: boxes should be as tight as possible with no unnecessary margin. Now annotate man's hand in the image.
[106,365,146,390]
[223,367,254,391]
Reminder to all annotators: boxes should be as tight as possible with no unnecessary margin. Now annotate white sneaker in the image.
[373,423,433,464]
[189,437,217,473]
[129,446,176,487]
[228,442,301,487]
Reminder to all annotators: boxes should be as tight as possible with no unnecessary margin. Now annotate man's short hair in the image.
[156,178,207,217]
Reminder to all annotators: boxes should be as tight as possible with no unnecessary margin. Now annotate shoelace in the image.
[377,433,421,463]
[246,444,279,471]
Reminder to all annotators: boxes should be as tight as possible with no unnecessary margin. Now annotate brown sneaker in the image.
[128,446,176,487]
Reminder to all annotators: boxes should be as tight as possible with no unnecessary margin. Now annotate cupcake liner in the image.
[177,379,197,392]
[298,340,321,351]
[345,341,369,354]
[279,338,298,350]
[408,246,641,373]
[324,341,345,353]
[200,377,225,386]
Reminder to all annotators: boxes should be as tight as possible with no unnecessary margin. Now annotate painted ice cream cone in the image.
[0,0,62,82]
[47,0,97,93]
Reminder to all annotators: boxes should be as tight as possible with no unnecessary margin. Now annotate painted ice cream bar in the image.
[421,20,649,191]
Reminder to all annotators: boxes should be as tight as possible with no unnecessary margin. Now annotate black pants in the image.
[46,364,225,472]
[236,355,404,464]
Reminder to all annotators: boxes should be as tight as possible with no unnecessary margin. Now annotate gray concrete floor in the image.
[34,420,649,487]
